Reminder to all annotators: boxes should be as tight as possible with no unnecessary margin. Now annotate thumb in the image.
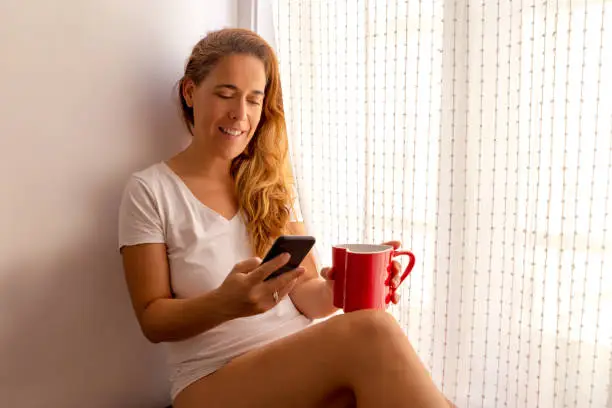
[320,267,335,280]
[382,240,401,250]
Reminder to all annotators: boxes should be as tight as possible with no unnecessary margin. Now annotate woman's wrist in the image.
[304,278,339,318]
[205,287,244,321]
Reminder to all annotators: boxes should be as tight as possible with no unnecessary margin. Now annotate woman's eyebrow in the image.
[215,84,264,96]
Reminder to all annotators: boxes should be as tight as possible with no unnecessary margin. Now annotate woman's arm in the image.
[121,243,237,343]
[122,243,303,343]
[287,222,339,319]
[289,273,338,319]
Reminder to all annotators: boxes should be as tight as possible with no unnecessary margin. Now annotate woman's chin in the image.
[217,140,249,160]
[216,146,247,162]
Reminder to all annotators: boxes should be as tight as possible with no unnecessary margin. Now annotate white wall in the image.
[0,1,236,407]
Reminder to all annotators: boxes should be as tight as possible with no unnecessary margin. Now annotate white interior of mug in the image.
[336,244,392,253]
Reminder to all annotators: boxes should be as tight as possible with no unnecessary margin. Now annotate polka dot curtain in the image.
[272,1,612,407]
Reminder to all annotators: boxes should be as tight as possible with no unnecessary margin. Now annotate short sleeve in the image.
[289,185,304,223]
[118,176,165,250]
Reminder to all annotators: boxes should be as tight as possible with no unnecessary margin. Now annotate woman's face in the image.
[183,53,266,161]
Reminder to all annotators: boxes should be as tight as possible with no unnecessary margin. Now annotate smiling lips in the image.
[219,127,245,137]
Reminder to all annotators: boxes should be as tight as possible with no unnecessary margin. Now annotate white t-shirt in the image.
[118,162,312,400]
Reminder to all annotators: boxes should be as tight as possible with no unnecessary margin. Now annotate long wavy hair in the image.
[178,28,294,257]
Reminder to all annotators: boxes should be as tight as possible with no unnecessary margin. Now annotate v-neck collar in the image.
[160,161,240,223]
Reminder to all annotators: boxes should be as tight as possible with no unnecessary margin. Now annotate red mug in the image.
[332,244,416,312]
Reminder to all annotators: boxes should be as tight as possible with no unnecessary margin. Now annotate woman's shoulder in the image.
[128,161,168,183]
[123,161,175,194]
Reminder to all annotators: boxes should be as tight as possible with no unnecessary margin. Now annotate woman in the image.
[118,28,451,408]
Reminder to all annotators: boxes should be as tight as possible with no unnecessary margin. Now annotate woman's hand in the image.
[217,253,305,318]
[320,240,403,304]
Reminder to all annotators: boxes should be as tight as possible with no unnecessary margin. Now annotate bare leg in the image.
[320,387,356,408]
[174,310,449,408]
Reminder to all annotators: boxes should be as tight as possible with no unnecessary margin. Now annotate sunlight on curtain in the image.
[272,1,612,407]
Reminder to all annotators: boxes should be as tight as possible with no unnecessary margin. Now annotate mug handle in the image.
[385,250,416,304]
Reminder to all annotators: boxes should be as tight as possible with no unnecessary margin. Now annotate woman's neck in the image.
[171,142,233,184]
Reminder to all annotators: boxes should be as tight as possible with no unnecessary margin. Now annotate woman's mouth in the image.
[219,127,245,137]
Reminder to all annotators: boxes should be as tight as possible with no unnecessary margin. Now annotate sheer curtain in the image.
[269,0,612,407]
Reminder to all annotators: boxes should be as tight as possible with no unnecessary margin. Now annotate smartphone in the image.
[262,235,316,281]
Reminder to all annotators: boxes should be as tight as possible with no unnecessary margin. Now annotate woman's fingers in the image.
[390,260,402,305]
[277,274,301,298]
[267,266,305,289]
[270,267,305,301]
[250,253,291,282]
[390,260,402,287]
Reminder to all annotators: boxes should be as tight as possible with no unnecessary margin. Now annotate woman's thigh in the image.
[172,310,387,408]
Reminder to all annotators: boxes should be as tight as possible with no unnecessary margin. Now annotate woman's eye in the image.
[217,93,232,99]
[248,99,262,106]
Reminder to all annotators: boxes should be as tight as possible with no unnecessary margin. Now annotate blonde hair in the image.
[178,28,293,257]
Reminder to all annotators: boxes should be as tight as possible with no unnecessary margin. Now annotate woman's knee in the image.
[333,310,407,352]
[348,309,403,335]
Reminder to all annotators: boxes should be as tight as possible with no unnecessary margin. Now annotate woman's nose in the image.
[228,99,248,121]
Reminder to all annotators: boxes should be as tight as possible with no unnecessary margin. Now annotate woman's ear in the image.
[182,78,195,108]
